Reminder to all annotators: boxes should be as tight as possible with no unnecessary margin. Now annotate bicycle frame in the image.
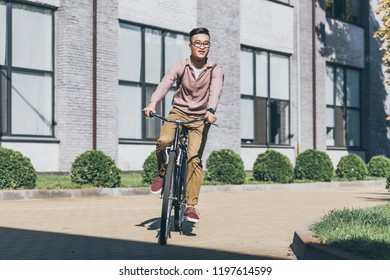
[151,113,207,245]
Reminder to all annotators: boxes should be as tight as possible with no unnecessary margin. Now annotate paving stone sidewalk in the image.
[0,181,388,260]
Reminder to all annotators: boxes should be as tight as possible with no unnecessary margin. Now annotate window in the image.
[0,1,54,136]
[325,0,361,25]
[118,23,189,141]
[326,64,361,147]
[240,47,290,145]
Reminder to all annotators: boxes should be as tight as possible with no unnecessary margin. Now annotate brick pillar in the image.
[197,0,241,159]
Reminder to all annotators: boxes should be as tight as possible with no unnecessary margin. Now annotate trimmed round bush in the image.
[205,149,245,184]
[253,150,294,183]
[142,151,158,184]
[336,154,368,180]
[367,155,390,178]
[70,150,121,188]
[294,149,334,182]
[0,147,37,189]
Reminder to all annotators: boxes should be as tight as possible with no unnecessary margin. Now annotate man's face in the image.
[189,33,210,60]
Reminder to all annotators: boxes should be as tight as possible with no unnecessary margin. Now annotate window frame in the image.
[240,45,291,147]
[118,21,189,143]
[0,0,56,138]
[326,63,362,148]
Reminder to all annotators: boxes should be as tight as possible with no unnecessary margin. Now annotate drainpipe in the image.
[312,0,317,149]
[92,0,97,150]
[296,0,301,156]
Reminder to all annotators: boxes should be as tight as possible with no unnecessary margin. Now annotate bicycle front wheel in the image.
[174,155,187,232]
[159,151,176,245]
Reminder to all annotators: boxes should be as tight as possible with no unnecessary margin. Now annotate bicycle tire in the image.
[174,154,187,231]
[159,151,176,245]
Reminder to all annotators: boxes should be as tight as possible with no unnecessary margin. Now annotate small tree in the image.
[0,148,37,189]
[336,154,368,181]
[205,149,246,184]
[70,150,121,188]
[367,155,390,177]
[253,150,294,183]
[142,151,158,184]
[294,149,334,182]
[374,0,390,84]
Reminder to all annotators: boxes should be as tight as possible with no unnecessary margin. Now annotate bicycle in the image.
[150,112,210,245]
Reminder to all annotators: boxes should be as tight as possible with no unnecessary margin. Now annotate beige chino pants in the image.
[156,108,210,206]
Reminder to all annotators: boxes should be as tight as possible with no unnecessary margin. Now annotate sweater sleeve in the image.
[207,65,224,111]
[150,60,184,104]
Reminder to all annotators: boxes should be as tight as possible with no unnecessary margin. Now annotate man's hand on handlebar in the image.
[205,111,217,124]
[142,103,157,117]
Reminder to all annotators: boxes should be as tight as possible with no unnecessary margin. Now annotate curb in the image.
[0,180,385,201]
[291,224,369,260]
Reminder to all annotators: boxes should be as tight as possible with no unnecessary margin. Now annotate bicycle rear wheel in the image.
[159,151,176,245]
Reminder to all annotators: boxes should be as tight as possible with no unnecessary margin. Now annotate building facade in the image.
[0,0,389,172]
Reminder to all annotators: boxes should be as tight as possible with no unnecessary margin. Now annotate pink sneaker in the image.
[150,177,163,195]
[184,206,200,223]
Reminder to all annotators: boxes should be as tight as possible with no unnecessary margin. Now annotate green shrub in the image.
[70,150,121,188]
[367,155,390,177]
[142,151,158,184]
[205,149,245,184]
[253,150,294,183]
[0,147,37,189]
[294,149,334,182]
[336,154,368,180]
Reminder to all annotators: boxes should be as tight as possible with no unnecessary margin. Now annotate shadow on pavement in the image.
[0,227,283,260]
[136,217,197,237]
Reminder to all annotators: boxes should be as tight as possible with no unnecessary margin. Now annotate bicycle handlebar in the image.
[150,112,217,126]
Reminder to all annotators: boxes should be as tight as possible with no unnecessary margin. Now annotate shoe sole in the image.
[150,188,162,195]
[185,216,199,223]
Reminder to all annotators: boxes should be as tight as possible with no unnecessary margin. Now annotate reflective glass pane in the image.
[335,67,344,106]
[1,69,7,133]
[118,85,142,139]
[240,49,253,95]
[326,107,335,146]
[269,100,289,145]
[326,65,334,105]
[256,52,268,97]
[146,86,161,139]
[347,109,360,147]
[164,89,175,117]
[270,54,289,100]
[145,28,162,84]
[240,98,254,141]
[345,0,360,24]
[12,4,52,70]
[165,33,189,72]
[119,24,141,82]
[346,69,360,108]
[11,71,52,135]
[0,2,6,65]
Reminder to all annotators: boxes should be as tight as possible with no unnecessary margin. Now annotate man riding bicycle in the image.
[143,27,224,223]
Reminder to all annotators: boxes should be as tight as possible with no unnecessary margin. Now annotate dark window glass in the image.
[0,2,54,137]
[240,47,290,146]
[325,0,361,25]
[326,64,361,147]
[118,23,189,141]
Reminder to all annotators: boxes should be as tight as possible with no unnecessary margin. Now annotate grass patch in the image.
[16,172,389,190]
[35,172,147,190]
[310,204,390,259]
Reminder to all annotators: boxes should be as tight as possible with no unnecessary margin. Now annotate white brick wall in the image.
[3,0,387,172]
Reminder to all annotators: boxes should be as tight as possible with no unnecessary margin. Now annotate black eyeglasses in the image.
[191,41,211,48]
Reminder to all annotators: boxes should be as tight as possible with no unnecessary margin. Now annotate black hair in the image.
[189,27,210,42]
